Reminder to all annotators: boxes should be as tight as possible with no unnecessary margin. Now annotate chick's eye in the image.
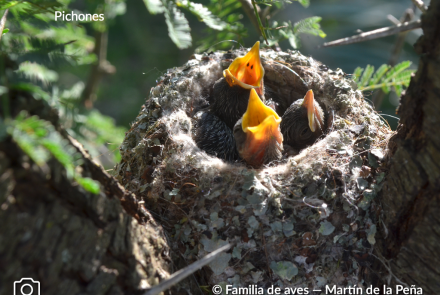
[300,127,309,137]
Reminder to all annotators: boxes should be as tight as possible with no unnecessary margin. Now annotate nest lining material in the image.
[115,47,393,290]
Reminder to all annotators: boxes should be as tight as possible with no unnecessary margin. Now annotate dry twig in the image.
[144,244,232,295]
[321,20,421,48]
[411,0,427,13]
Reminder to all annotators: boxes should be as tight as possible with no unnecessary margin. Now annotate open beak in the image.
[239,89,283,165]
[302,90,323,133]
[223,41,265,93]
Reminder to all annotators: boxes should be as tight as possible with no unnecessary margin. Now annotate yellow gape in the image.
[223,41,265,90]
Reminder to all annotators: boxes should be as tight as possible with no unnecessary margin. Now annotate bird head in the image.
[223,41,265,96]
[302,89,324,133]
[234,88,283,167]
[280,89,325,150]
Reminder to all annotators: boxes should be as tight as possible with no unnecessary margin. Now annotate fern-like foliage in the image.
[0,0,127,188]
[1,112,100,194]
[142,0,322,51]
[143,0,227,49]
[353,61,415,97]
[195,0,246,53]
[178,0,227,31]
[267,17,326,49]
[164,1,192,49]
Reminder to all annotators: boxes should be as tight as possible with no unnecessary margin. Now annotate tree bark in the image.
[380,0,440,292]
[0,92,171,295]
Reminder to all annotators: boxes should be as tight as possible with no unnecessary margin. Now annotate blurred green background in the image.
[0,0,424,172]
[83,0,422,130]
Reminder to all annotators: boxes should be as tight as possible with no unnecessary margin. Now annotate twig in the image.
[411,0,427,13]
[251,0,268,45]
[321,20,421,48]
[0,9,9,44]
[144,244,232,295]
[238,0,262,35]
[371,250,409,287]
[82,30,116,108]
[387,14,401,26]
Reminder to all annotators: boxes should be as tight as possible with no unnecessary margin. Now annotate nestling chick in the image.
[210,41,265,129]
[280,90,325,150]
[194,111,240,161]
[234,89,283,167]
[194,42,265,161]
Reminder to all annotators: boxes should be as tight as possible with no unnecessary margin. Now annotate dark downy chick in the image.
[280,90,325,150]
[194,111,240,161]
[194,42,265,161]
[234,89,283,167]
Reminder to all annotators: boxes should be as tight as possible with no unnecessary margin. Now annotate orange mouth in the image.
[223,41,264,93]
[239,89,283,166]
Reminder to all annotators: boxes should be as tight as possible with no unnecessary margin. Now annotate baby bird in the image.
[210,41,265,129]
[233,89,283,167]
[195,42,265,161]
[194,111,240,161]
[280,90,325,150]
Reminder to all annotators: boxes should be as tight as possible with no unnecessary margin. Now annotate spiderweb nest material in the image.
[115,47,393,291]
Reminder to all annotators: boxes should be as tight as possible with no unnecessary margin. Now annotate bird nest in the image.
[115,47,393,291]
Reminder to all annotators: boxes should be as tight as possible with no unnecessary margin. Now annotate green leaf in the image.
[293,16,326,38]
[17,62,59,85]
[143,0,164,14]
[75,177,100,194]
[2,28,9,35]
[11,83,51,101]
[297,0,310,8]
[178,0,227,30]
[288,34,300,49]
[394,84,402,97]
[369,64,389,86]
[41,138,75,177]
[6,112,100,193]
[355,62,415,96]
[360,65,374,87]
[353,67,363,82]
[164,2,192,49]
[383,61,411,83]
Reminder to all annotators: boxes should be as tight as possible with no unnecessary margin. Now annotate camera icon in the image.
[13,278,40,295]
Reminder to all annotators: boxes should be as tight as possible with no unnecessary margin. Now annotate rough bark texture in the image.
[380,0,440,293]
[0,92,171,295]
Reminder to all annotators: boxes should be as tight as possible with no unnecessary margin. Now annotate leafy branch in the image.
[143,0,227,49]
[266,17,326,49]
[2,112,100,194]
[353,61,415,97]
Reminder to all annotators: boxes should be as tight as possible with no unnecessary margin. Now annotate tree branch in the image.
[81,30,116,108]
[321,19,421,48]
[238,0,262,35]
[411,0,427,13]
